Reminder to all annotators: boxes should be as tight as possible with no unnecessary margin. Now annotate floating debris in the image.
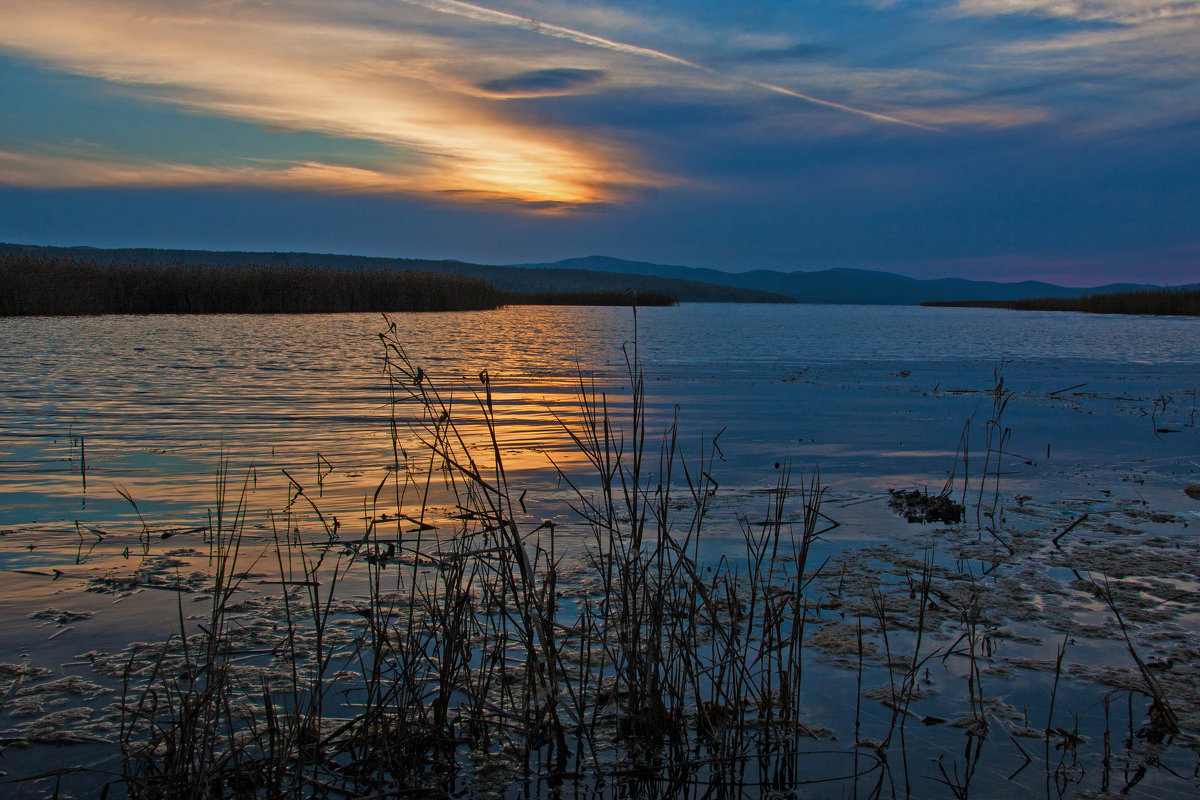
[6,706,116,745]
[887,489,965,524]
[0,662,53,694]
[29,608,94,626]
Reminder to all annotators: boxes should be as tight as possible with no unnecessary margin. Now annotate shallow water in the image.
[3,305,1197,526]
[1,304,1199,798]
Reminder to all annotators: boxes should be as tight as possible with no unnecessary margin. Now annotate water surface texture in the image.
[4,305,1197,524]
[1,305,1199,798]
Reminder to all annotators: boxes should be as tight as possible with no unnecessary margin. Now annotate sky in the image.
[0,0,1197,285]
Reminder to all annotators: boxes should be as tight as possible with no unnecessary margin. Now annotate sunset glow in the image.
[0,0,659,204]
[1,0,1197,281]
[3,4,1200,793]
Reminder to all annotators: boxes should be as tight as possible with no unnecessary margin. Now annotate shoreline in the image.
[922,287,1200,316]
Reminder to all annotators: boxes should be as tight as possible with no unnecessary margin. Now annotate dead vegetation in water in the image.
[888,489,965,524]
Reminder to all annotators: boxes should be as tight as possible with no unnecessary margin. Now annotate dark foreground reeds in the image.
[84,313,850,799]
[922,287,1200,316]
[0,255,675,315]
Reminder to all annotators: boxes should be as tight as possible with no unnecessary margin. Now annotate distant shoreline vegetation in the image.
[922,287,1200,317]
[0,255,673,316]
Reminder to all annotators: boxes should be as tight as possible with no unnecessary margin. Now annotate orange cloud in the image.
[0,0,661,205]
[0,147,650,209]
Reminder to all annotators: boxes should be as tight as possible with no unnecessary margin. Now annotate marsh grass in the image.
[1,255,500,315]
[922,287,1200,316]
[0,255,674,316]
[87,309,863,799]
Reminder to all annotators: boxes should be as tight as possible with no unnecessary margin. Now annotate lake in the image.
[1,304,1199,798]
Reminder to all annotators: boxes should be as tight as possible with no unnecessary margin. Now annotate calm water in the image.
[2,304,1198,527]
[2,304,1200,799]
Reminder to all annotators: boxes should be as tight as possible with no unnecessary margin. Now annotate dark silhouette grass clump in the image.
[0,255,675,315]
[887,488,964,524]
[922,287,1200,316]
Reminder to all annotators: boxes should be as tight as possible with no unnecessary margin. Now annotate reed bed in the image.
[0,255,675,315]
[922,287,1200,316]
[0,255,498,315]
[85,311,870,799]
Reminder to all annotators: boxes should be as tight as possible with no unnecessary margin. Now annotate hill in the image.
[510,256,1166,305]
[0,244,794,305]
[8,245,1185,306]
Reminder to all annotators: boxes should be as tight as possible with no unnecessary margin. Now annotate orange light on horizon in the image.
[0,0,668,206]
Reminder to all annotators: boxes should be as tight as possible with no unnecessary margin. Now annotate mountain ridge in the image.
[5,244,1188,305]
[508,256,1177,304]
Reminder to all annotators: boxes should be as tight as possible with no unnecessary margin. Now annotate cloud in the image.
[719,43,836,64]
[980,9,1200,132]
[901,104,1049,126]
[955,0,1200,24]
[2,0,1103,210]
[399,0,938,129]
[0,145,654,212]
[394,0,699,67]
[477,67,606,96]
[0,0,935,205]
[0,0,660,205]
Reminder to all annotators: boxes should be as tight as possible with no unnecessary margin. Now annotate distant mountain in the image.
[510,256,1171,305]
[0,244,794,305]
[7,244,1183,306]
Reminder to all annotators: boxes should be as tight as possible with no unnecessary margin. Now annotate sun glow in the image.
[0,0,659,205]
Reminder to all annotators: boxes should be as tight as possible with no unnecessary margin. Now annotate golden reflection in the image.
[399,378,609,478]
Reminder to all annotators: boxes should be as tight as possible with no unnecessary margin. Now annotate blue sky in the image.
[1,0,1197,285]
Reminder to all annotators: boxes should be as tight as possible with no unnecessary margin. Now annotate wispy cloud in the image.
[967,5,1200,132]
[0,0,937,205]
[395,0,700,67]
[3,0,1143,206]
[901,104,1049,127]
[955,0,1200,24]
[0,145,628,204]
[0,0,661,204]
[399,0,938,130]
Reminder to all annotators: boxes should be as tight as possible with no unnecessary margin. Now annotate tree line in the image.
[0,255,673,315]
[922,287,1199,316]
